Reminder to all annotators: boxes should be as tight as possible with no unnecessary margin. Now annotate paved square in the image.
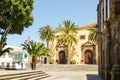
[42,71,100,80]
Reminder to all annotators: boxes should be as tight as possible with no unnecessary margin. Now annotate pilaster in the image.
[111,9,120,80]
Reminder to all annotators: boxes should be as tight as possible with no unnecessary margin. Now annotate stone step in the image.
[0,70,50,80]
[10,73,48,80]
[27,75,51,80]
[0,70,42,77]
[0,71,44,80]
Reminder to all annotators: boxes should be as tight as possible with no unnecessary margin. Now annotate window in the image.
[80,35,85,39]
[24,54,28,59]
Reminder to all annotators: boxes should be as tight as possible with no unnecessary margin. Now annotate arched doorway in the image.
[84,49,93,64]
[44,57,47,64]
[59,51,66,64]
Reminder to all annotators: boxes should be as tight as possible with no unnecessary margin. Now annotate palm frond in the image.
[57,20,78,46]
[21,40,50,57]
[88,25,98,44]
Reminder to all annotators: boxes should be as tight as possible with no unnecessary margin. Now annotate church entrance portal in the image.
[59,51,66,64]
[84,49,93,64]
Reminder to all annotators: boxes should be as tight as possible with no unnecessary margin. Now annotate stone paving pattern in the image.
[38,64,101,80]
[0,64,101,80]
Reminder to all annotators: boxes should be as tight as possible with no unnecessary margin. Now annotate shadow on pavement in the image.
[86,74,101,80]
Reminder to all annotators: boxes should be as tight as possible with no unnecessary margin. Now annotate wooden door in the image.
[84,50,93,64]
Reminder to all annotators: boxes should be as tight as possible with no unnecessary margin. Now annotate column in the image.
[104,25,111,80]
[111,19,120,80]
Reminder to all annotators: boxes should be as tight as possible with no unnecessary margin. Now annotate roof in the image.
[78,22,97,30]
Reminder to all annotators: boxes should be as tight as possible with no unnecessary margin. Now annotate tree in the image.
[57,20,78,46]
[56,20,79,63]
[21,41,50,70]
[38,25,55,48]
[0,0,34,54]
[0,47,13,56]
[88,24,98,44]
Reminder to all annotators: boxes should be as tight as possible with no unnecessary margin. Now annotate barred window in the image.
[80,35,85,39]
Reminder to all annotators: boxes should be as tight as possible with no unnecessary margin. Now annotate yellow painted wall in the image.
[49,23,98,64]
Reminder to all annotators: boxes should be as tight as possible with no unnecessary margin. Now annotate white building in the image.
[0,46,30,69]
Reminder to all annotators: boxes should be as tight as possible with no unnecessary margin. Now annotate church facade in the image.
[49,23,98,64]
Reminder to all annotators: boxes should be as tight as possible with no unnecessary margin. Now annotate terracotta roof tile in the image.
[78,22,97,30]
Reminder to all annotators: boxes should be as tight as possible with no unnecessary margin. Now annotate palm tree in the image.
[21,40,50,70]
[88,25,98,44]
[57,20,78,46]
[38,25,55,48]
[56,20,79,63]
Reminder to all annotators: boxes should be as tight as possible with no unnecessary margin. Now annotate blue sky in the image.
[7,0,99,46]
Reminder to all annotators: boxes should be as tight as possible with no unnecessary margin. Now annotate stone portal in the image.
[59,51,66,64]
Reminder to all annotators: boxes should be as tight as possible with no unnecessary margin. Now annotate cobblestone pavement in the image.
[37,64,101,80]
[37,64,98,71]
[0,64,101,80]
[42,71,101,80]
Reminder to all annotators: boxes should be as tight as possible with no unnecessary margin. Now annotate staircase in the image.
[0,70,51,80]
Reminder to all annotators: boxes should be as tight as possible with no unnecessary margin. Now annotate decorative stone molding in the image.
[111,65,120,79]
[111,2,115,14]
[111,1,120,17]
[115,0,120,14]
[104,20,111,27]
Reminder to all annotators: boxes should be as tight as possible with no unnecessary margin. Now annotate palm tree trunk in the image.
[46,41,49,64]
[46,41,49,48]
[67,45,70,64]
[67,45,74,64]
[31,56,36,70]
